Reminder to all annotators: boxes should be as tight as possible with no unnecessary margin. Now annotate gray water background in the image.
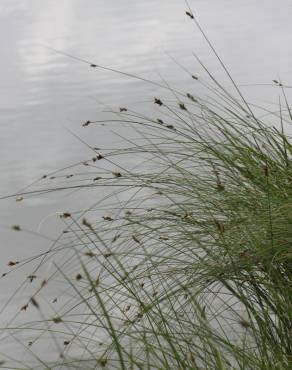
[0,0,292,359]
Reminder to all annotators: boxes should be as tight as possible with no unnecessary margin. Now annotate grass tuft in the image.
[1,13,292,370]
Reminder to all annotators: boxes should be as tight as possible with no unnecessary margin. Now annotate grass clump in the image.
[1,16,292,370]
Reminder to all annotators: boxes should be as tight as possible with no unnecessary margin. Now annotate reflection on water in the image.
[0,0,292,360]
[1,0,292,193]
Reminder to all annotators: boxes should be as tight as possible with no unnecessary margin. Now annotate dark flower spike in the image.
[178,102,187,111]
[154,97,163,106]
[11,225,21,231]
[186,11,194,19]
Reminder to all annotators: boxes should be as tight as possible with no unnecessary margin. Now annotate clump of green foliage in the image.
[1,11,292,370]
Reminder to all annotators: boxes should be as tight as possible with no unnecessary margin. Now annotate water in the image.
[0,0,292,362]
[1,0,292,194]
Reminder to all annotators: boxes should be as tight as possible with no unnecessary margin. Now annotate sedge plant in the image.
[0,9,292,370]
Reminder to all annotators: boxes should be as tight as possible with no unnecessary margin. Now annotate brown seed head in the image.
[166,124,175,130]
[112,171,122,178]
[239,319,250,329]
[178,102,187,111]
[186,93,197,102]
[132,235,140,244]
[52,316,62,324]
[96,153,104,160]
[82,218,92,229]
[103,252,113,258]
[154,97,163,106]
[61,212,71,219]
[20,304,28,311]
[30,297,39,309]
[186,11,194,19]
[103,216,113,221]
[11,225,21,231]
[84,251,95,257]
[8,261,19,267]
[28,274,37,282]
